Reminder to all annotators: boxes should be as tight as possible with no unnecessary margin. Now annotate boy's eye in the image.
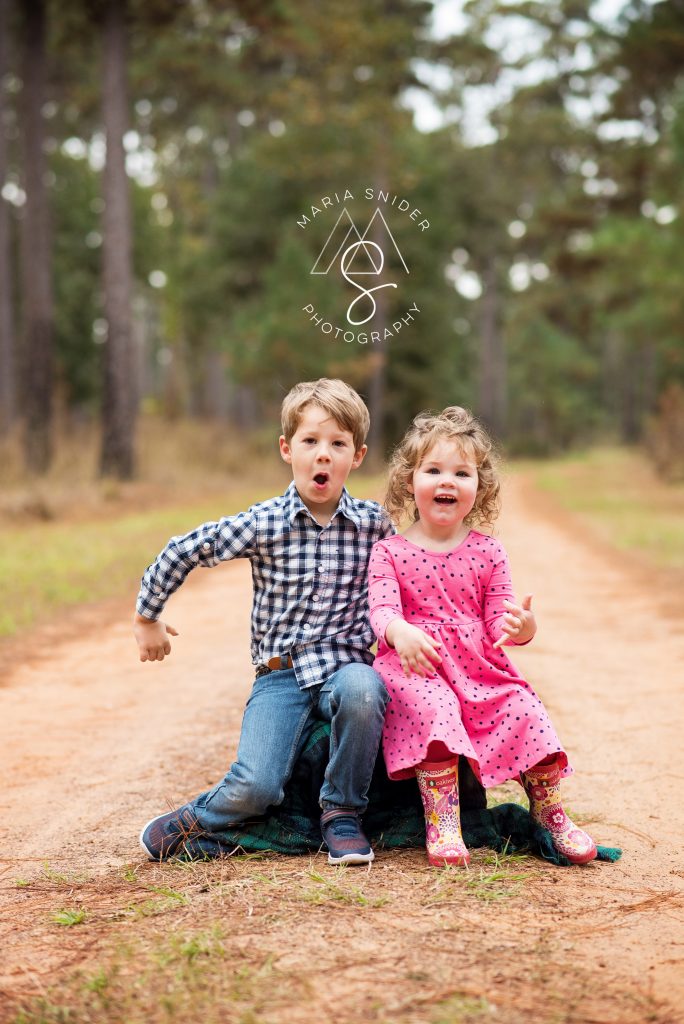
[333,440,347,447]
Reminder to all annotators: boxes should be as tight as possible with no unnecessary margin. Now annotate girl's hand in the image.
[133,613,179,662]
[493,594,536,649]
[385,619,442,677]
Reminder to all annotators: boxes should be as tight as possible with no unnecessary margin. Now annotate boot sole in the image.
[562,845,598,865]
[327,850,375,865]
[427,852,470,867]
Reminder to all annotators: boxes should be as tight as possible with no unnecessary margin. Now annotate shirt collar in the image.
[284,481,361,529]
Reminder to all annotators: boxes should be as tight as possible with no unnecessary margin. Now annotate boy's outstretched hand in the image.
[134,613,179,662]
[493,594,536,649]
[385,618,442,678]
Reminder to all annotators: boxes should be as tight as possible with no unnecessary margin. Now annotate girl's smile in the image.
[409,439,479,539]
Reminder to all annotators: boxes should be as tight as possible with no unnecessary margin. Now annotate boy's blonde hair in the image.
[281,379,370,452]
[386,406,500,529]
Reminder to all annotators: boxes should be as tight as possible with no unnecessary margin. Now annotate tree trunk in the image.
[0,0,16,435]
[19,0,54,470]
[620,351,640,444]
[477,256,507,440]
[100,0,136,479]
[601,329,622,432]
[365,174,390,459]
[202,349,230,419]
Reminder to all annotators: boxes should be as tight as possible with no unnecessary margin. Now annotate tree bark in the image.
[0,0,16,435]
[100,0,137,478]
[19,0,54,470]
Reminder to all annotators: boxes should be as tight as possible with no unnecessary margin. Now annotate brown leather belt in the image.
[256,654,294,676]
[268,655,293,671]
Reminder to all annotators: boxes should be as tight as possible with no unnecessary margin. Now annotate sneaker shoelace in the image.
[174,809,200,835]
[327,816,361,838]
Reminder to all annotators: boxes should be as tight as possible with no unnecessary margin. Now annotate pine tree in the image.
[19,0,55,472]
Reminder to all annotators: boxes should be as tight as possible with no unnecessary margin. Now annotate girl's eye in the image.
[426,467,440,474]
[456,470,471,477]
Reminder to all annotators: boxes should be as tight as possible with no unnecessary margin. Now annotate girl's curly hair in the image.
[385,406,501,529]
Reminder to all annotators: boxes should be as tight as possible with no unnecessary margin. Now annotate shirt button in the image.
[202,542,212,552]
[311,595,319,603]
[303,624,312,631]
[318,566,326,573]
[154,586,162,594]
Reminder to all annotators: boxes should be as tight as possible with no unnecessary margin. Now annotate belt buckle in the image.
[255,664,271,678]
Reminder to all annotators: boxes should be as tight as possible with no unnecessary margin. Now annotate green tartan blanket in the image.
[182,721,621,867]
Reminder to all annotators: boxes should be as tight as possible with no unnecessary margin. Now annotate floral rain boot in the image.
[415,759,470,867]
[521,760,597,865]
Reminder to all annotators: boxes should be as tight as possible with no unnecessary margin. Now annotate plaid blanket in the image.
[182,721,621,867]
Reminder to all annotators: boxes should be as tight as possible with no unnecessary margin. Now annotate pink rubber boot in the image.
[415,760,470,867]
[521,760,597,865]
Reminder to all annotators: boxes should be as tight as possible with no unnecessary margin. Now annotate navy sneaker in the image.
[139,803,204,860]
[320,809,374,865]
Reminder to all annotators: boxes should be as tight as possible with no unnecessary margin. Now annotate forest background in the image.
[1,0,684,487]
[2,7,684,1021]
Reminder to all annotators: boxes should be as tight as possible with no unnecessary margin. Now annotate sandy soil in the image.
[1,474,683,1023]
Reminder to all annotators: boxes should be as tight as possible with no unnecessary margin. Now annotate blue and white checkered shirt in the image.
[136,482,394,689]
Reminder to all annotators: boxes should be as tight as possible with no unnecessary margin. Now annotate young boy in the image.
[134,379,393,864]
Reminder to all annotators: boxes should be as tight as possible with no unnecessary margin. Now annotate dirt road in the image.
[1,475,683,1023]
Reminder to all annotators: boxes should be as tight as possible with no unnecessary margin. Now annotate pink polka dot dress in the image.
[368,532,571,788]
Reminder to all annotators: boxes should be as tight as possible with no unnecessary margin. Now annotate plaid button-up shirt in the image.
[136,482,394,689]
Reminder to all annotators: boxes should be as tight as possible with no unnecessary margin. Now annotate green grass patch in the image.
[0,488,272,638]
[431,992,495,1023]
[426,848,533,907]
[11,926,299,1024]
[465,862,528,902]
[299,867,391,907]
[0,474,385,640]
[529,446,684,571]
[38,862,92,886]
[51,908,87,927]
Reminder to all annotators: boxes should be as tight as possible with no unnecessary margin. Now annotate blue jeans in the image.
[192,662,389,831]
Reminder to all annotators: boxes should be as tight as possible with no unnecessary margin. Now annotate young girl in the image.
[368,407,597,867]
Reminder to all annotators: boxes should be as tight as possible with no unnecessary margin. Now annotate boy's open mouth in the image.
[313,472,330,486]
[434,495,456,504]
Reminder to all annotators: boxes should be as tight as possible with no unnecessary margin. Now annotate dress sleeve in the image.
[482,542,529,647]
[368,541,404,642]
[136,507,258,620]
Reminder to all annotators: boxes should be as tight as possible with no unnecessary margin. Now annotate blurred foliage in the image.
[50,150,163,410]
[2,0,683,461]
